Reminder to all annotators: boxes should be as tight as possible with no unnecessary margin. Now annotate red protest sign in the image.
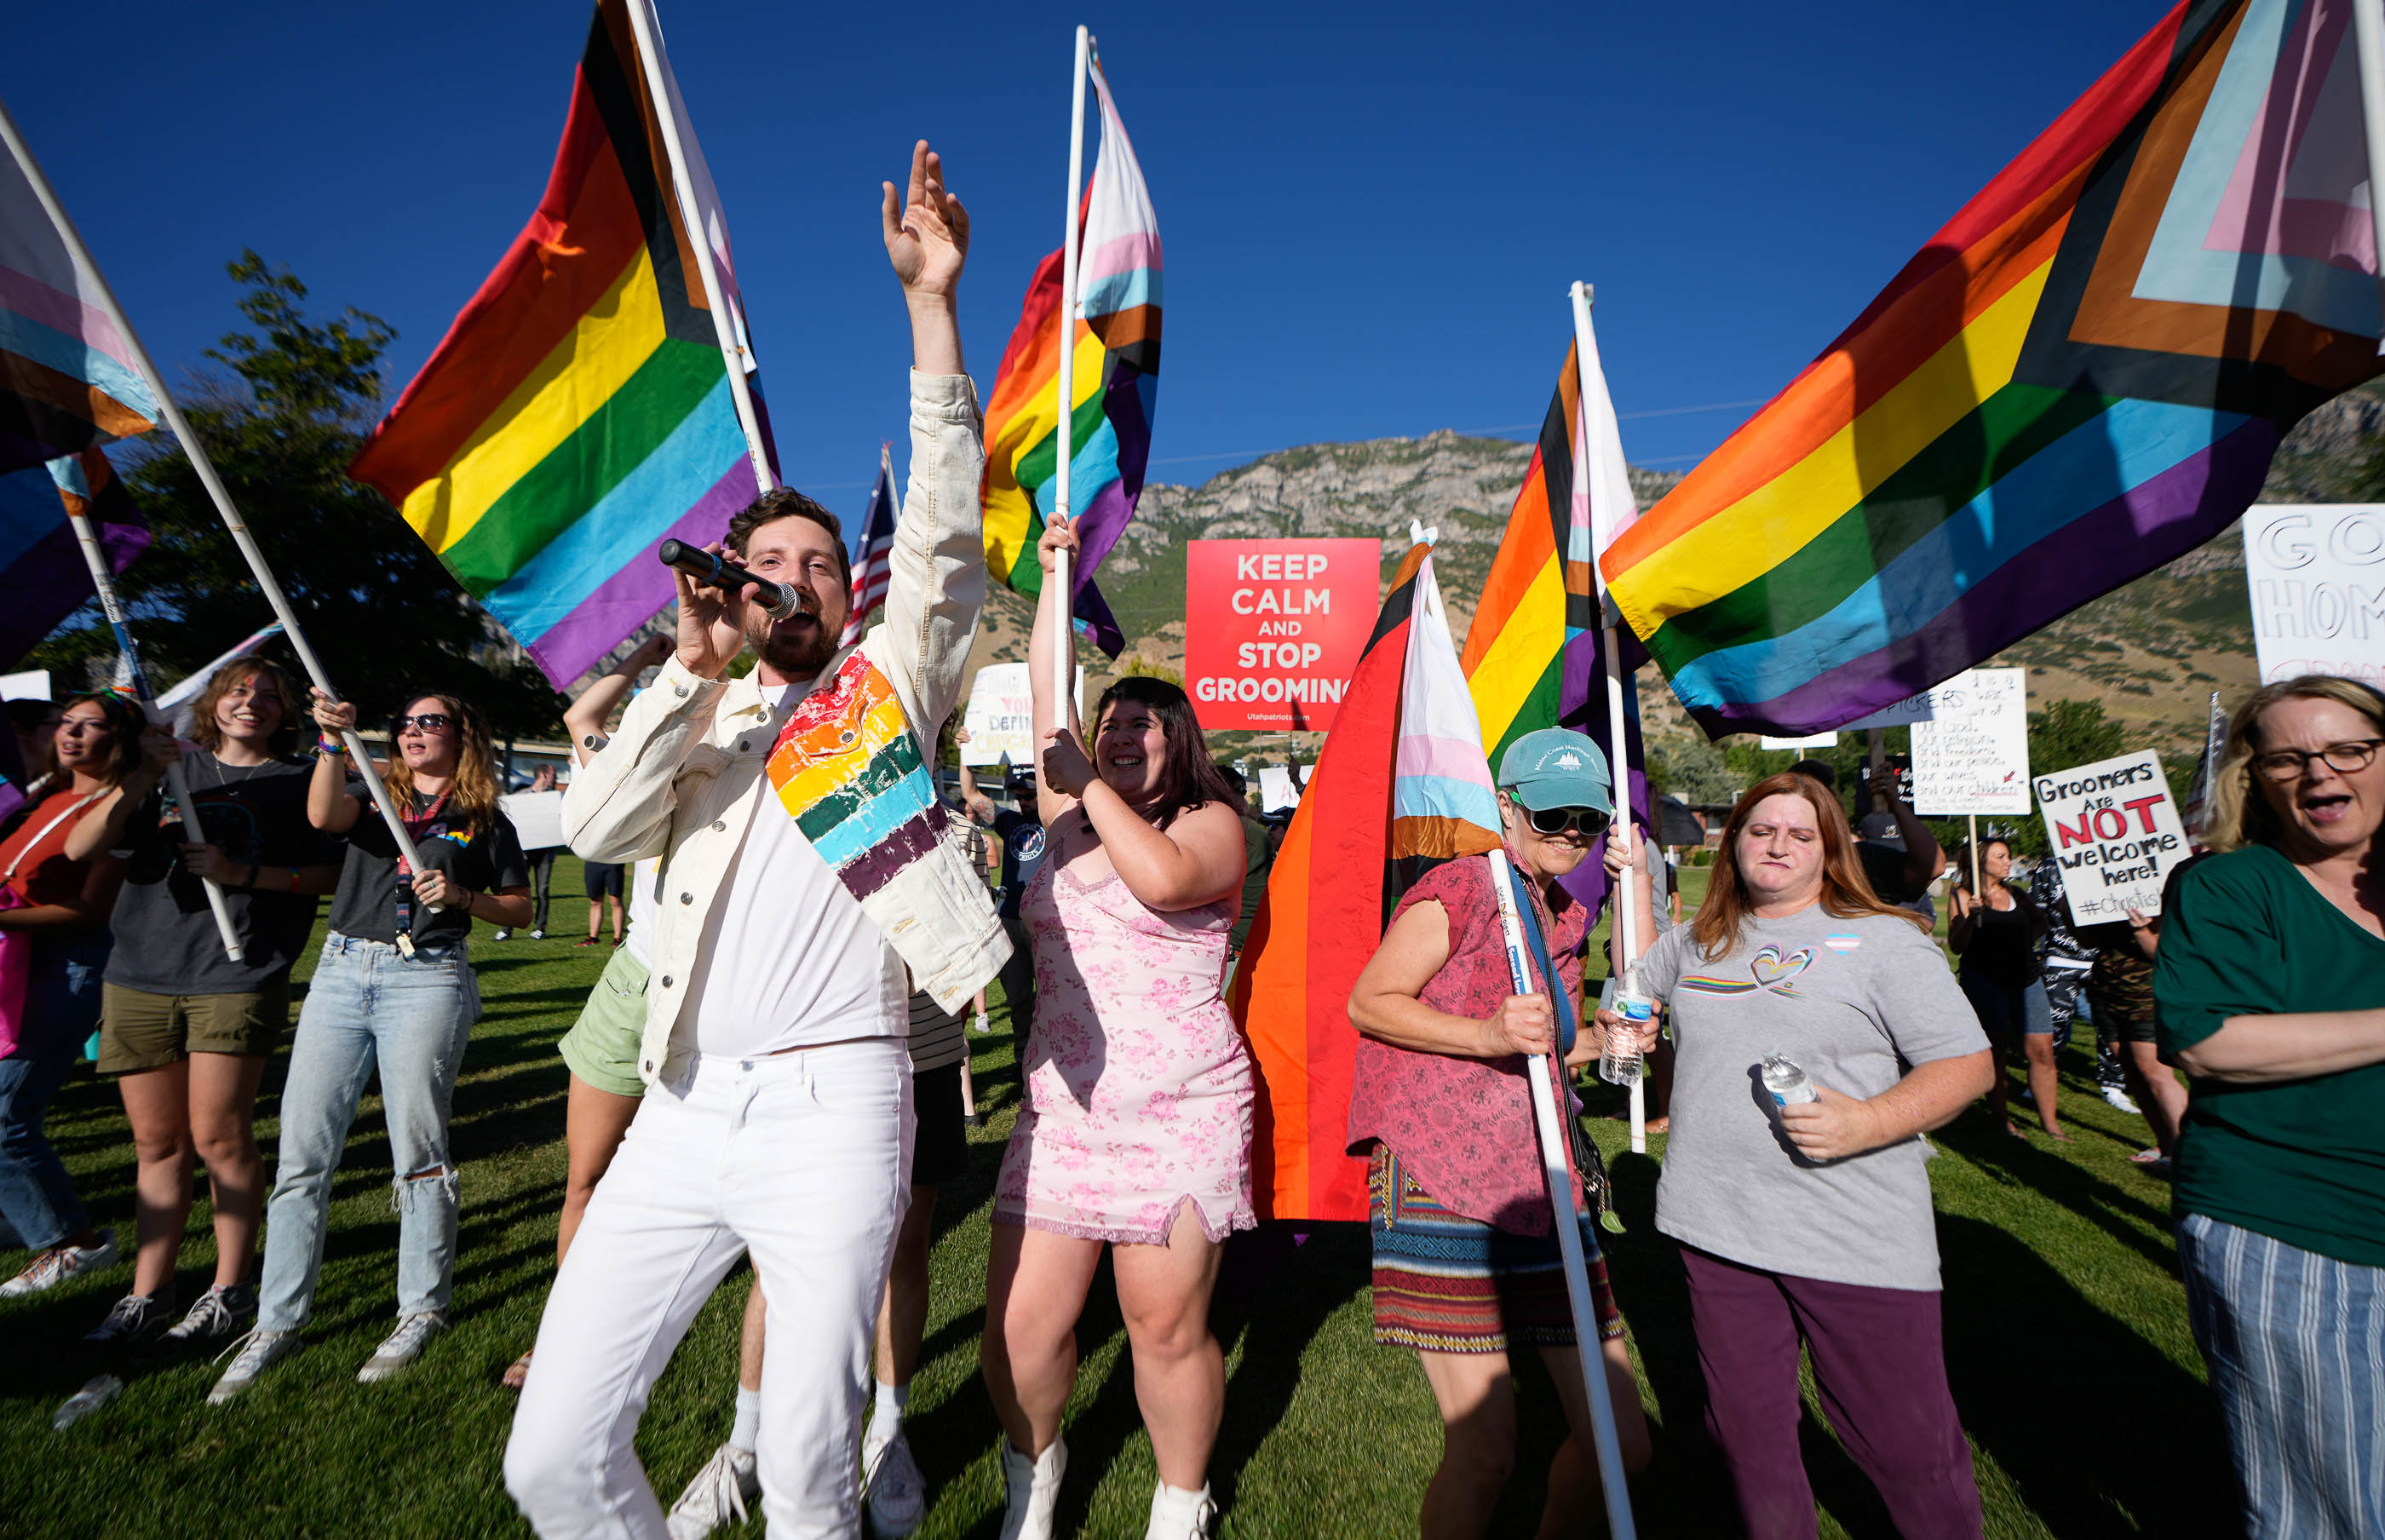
[1184,538,1378,731]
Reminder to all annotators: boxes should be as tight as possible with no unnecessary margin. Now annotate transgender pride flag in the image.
[0,104,160,476]
[1229,544,1503,1221]
[980,48,1161,656]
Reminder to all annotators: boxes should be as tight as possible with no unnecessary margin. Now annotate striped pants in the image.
[2176,1213,2385,1540]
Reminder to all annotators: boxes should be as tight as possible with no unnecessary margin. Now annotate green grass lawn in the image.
[0,857,2241,1537]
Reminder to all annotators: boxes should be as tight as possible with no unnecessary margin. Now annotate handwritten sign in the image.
[1907,668,2031,815]
[2241,504,2385,687]
[2034,750,2187,922]
[961,664,1081,767]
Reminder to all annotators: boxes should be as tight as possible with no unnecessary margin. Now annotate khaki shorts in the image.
[98,980,290,1073]
[558,946,649,1100]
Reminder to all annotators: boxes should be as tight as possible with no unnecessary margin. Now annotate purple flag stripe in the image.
[1733,420,2277,739]
[528,457,758,687]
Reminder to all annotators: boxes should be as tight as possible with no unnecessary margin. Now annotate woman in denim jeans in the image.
[0,691,139,1296]
[210,688,528,1403]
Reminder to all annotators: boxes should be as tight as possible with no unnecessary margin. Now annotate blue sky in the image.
[13,1,2158,518]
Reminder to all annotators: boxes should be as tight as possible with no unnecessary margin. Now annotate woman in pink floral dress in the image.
[980,519,1254,1540]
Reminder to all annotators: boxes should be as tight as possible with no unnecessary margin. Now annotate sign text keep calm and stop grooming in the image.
[1184,539,1376,731]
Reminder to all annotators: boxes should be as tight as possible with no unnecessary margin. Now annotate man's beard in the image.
[748,599,840,677]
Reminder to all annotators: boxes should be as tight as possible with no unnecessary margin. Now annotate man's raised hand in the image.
[882,141,969,299]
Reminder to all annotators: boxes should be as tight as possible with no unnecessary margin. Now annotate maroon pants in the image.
[1681,1245,1982,1540]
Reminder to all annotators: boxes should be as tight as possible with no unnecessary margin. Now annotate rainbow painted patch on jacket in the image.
[765,652,946,901]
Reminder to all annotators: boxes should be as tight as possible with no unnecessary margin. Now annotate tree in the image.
[26,255,562,738]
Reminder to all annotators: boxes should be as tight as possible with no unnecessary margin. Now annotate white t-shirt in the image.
[622,856,661,969]
[689,681,907,1056]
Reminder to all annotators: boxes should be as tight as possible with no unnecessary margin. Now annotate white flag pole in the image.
[621,0,776,492]
[0,95,436,888]
[2348,0,2385,351]
[1049,25,1091,722]
[1488,849,1640,1540]
[1571,282,1648,1154]
[1416,554,1635,1537]
[61,509,244,961]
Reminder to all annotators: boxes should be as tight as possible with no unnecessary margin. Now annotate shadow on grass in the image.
[1938,1211,2238,1537]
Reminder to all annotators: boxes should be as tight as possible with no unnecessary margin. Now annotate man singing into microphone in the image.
[505,142,1008,1538]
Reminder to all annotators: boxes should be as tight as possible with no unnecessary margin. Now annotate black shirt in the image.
[1957,887,2047,991]
[990,807,1049,919]
[325,782,529,951]
[105,751,341,996]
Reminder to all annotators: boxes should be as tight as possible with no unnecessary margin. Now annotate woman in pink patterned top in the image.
[1348,728,1655,1539]
[980,518,1254,1540]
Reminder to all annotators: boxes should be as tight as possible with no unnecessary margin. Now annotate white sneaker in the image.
[667,1441,758,1540]
[1145,1480,1220,1540]
[207,1327,302,1404]
[972,1012,991,1035]
[865,1424,926,1536]
[356,1310,447,1382]
[999,1437,1066,1540]
[2,1229,118,1297]
[2101,1085,2142,1114]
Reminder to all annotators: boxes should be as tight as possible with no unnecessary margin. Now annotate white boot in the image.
[998,1436,1067,1540]
[1144,1480,1219,1539]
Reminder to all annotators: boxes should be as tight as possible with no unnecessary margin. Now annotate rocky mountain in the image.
[964,382,2385,756]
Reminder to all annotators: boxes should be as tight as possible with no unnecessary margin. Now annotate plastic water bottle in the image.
[52,1373,124,1431]
[1761,1051,1817,1106]
[1601,990,1654,1087]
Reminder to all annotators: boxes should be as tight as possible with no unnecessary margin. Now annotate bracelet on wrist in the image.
[317,734,348,758]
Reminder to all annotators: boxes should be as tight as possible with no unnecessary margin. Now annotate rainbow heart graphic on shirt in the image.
[1680,945,1815,999]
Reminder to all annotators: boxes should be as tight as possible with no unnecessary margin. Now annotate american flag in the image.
[840,444,898,646]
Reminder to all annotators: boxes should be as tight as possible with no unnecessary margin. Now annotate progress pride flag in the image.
[1185,538,1377,731]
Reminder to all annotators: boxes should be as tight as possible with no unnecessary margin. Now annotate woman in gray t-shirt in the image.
[1598,771,1992,1540]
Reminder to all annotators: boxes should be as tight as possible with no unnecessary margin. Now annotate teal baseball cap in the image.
[1495,729,1613,813]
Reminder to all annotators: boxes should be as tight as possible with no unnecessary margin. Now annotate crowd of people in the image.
[0,139,2378,1540]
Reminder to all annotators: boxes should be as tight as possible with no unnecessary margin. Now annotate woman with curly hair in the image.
[209,687,528,1402]
[64,659,342,1351]
[0,690,141,1296]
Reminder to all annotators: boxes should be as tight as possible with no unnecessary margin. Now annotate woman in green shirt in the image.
[2153,674,2385,1540]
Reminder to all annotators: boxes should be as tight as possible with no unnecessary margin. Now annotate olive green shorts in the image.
[558,946,649,1100]
[98,980,290,1073]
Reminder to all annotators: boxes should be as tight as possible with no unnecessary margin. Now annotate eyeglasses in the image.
[394,713,455,734]
[2251,738,2384,781]
[1525,804,1612,838]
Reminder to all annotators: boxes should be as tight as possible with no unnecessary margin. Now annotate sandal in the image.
[2128,1148,2166,1164]
[502,1349,534,1390]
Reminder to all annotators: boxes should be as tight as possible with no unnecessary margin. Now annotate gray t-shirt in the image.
[1639,904,1986,1291]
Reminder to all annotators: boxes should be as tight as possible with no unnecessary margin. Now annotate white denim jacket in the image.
[560,371,1010,1088]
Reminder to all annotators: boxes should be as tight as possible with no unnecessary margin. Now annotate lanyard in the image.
[392,790,453,952]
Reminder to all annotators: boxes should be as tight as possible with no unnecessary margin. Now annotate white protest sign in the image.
[960,664,1083,767]
[1258,764,1310,814]
[1759,731,1838,751]
[0,670,49,703]
[2241,504,2385,688]
[497,790,566,852]
[1842,692,1941,732]
[2034,750,2187,922]
[1907,668,2031,815]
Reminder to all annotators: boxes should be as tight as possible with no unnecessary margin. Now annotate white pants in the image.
[505,1041,913,1539]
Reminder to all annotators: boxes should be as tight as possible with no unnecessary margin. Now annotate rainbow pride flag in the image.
[980,49,1160,657]
[351,0,775,690]
[1230,544,1501,1221]
[1603,0,2385,738]
[0,448,147,667]
[0,123,158,476]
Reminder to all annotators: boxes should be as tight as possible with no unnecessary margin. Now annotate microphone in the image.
[656,539,802,620]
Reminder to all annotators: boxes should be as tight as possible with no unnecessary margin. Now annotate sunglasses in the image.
[394,712,455,734]
[1525,804,1612,838]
